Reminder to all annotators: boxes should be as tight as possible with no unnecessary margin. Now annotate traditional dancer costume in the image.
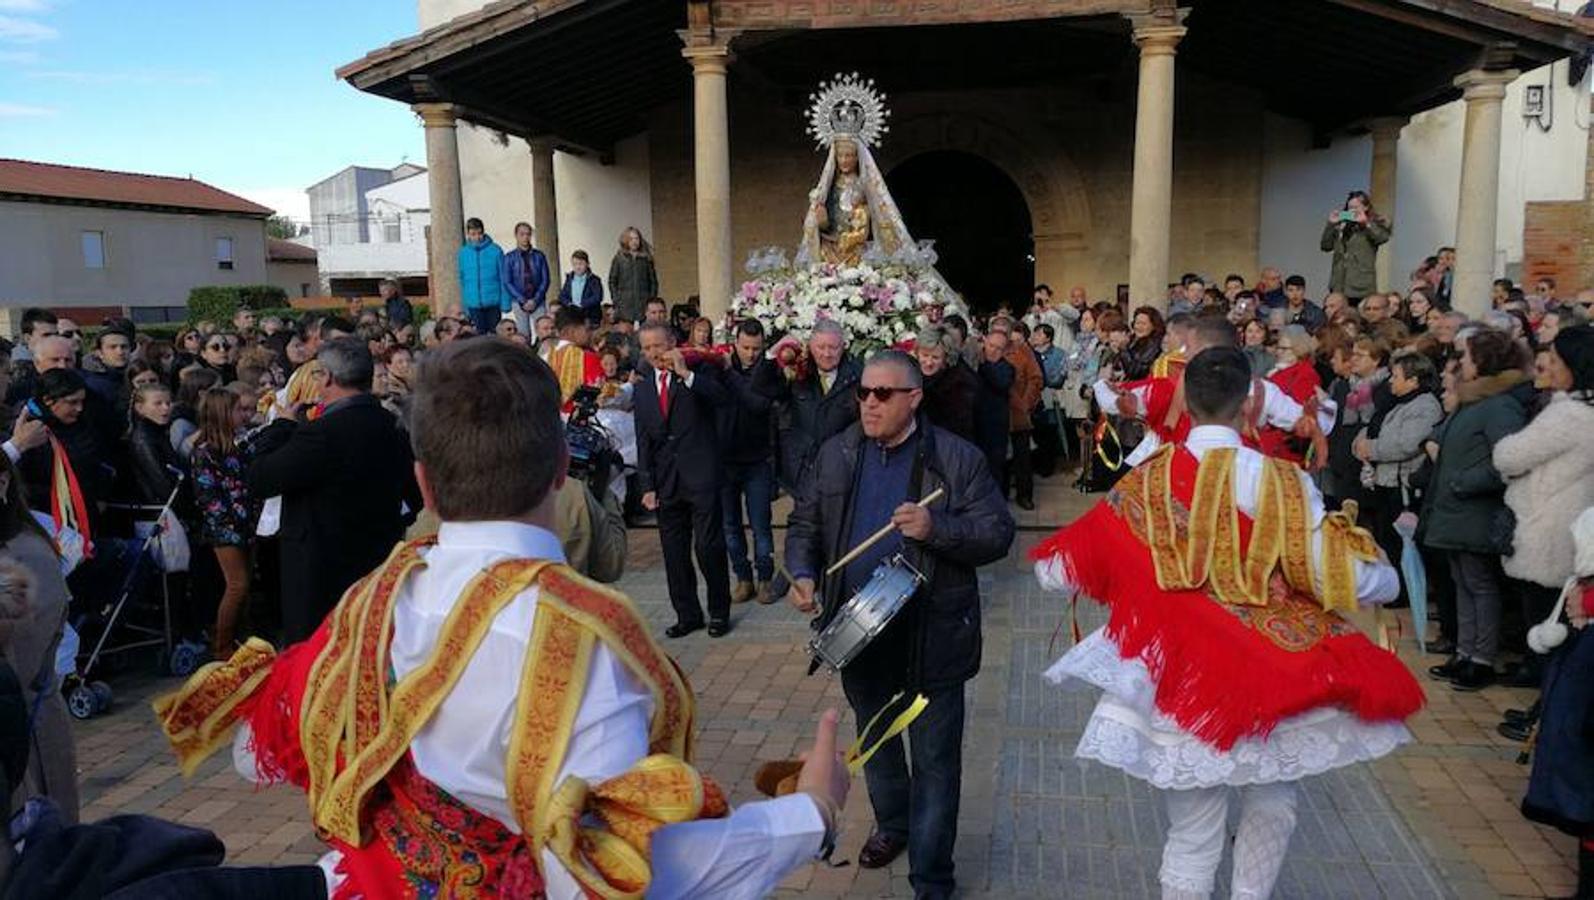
[1094,371,1333,471]
[546,340,605,415]
[1033,427,1423,898]
[154,524,823,898]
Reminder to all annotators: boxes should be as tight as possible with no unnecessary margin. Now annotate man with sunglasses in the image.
[786,349,1014,898]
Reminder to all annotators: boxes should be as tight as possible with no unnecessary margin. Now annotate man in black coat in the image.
[786,350,1015,898]
[634,322,734,637]
[249,338,420,643]
[771,320,862,494]
[718,319,783,604]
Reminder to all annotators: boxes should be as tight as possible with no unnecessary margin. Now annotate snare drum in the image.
[809,555,925,671]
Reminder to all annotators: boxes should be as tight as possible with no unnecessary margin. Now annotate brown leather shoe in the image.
[857,831,908,869]
[755,581,775,604]
[731,580,755,604]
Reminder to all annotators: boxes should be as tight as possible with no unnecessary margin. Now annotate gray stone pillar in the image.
[415,102,464,318]
[1450,69,1518,317]
[528,138,561,272]
[1126,18,1186,308]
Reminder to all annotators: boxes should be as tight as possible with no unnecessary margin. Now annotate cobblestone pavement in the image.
[71,478,1580,897]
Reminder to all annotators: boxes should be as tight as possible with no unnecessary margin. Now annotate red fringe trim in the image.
[1033,504,1425,751]
[241,625,330,789]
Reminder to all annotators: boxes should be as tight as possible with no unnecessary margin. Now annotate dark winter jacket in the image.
[922,363,978,443]
[127,417,184,506]
[770,355,863,492]
[504,246,551,312]
[784,419,1015,689]
[718,355,781,466]
[607,251,658,324]
[1421,370,1532,554]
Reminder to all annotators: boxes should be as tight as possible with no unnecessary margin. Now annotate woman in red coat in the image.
[1260,325,1321,463]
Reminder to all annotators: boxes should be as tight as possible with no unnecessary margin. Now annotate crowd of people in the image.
[0,198,1587,896]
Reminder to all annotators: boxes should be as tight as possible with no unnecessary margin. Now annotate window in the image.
[300,283,310,298]
[81,231,105,269]
[383,222,402,243]
[216,236,234,270]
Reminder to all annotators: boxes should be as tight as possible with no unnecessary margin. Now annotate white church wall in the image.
[551,134,655,278]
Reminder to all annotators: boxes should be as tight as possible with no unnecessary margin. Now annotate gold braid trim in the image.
[1320,500,1380,615]
[312,558,550,845]
[152,637,277,776]
[1273,460,1316,594]
[1142,445,1189,590]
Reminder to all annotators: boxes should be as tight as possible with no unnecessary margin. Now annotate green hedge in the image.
[186,285,288,323]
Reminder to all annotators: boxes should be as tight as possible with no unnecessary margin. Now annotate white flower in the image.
[774,314,788,329]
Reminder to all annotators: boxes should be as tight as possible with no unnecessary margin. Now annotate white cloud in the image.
[0,0,50,11]
[229,186,311,222]
[0,15,56,42]
[0,101,55,116]
[0,49,38,62]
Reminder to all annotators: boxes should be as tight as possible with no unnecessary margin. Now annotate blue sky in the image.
[0,0,425,222]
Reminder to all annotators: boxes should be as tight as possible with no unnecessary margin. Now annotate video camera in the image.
[565,384,618,492]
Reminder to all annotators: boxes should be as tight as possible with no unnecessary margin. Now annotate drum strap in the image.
[845,691,928,775]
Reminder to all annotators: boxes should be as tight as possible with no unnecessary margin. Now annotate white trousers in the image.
[1159,782,1298,900]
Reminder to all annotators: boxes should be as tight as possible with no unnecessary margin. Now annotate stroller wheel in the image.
[67,683,99,720]
[91,681,113,711]
[170,643,203,677]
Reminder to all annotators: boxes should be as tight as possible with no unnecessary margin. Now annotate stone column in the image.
[528,138,561,271]
[1450,69,1518,317]
[682,41,734,322]
[415,103,465,318]
[1126,18,1186,308]
[1367,116,1406,293]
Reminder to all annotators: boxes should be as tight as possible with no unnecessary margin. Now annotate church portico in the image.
[340,0,1591,315]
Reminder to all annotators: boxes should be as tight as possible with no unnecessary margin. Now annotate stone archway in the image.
[887,151,1034,312]
[881,111,1094,299]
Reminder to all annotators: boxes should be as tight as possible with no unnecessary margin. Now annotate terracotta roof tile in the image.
[0,158,273,216]
[267,238,318,262]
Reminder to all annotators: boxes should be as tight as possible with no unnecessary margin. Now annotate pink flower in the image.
[741,281,761,300]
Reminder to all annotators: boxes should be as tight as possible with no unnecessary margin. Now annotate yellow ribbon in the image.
[538,754,727,900]
[845,691,929,775]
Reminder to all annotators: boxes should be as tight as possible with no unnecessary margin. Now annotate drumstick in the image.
[824,487,945,578]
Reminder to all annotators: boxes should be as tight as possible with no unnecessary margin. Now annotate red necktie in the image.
[658,372,670,417]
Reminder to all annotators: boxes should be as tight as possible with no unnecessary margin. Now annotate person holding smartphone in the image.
[1321,189,1392,308]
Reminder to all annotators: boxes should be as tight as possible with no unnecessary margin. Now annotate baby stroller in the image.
[61,474,202,719]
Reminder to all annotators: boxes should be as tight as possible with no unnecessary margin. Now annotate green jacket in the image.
[607,250,658,323]
[1421,371,1532,553]
[1320,217,1391,299]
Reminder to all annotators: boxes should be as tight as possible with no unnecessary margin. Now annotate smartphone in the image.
[1337,210,1358,223]
[24,399,44,419]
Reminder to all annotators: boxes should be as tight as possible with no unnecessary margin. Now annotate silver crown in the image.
[806,72,890,150]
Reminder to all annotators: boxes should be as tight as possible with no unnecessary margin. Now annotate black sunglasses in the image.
[59,330,79,338]
[856,385,916,403]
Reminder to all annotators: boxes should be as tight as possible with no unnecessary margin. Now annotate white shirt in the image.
[1093,378,1338,469]
[1045,426,1396,605]
[234,521,822,898]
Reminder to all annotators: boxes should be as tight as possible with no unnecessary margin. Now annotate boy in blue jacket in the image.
[457,217,510,335]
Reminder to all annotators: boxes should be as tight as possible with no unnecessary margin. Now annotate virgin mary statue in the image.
[796,74,920,269]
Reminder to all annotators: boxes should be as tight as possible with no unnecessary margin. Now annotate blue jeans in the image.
[464,305,502,336]
[720,460,774,583]
[840,673,966,897]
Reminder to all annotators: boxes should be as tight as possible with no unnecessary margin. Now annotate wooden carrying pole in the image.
[823,487,945,577]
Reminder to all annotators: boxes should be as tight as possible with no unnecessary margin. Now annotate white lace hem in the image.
[1047,630,1412,790]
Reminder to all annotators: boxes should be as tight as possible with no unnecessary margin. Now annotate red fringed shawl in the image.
[1032,446,1423,751]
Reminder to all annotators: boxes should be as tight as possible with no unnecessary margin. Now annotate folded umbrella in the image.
[1394,511,1428,652]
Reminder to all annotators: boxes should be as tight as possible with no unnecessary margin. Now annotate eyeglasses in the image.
[856,385,915,403]
[59,330,79,339]
[206,343,228,352]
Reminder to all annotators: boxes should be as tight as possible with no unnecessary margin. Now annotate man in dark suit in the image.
[249,337,421,643]
[634,322,733,637]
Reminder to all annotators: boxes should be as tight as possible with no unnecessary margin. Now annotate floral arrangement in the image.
[731,242,962,353]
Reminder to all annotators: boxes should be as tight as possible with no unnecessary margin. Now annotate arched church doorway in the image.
[886,151,1034,315]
